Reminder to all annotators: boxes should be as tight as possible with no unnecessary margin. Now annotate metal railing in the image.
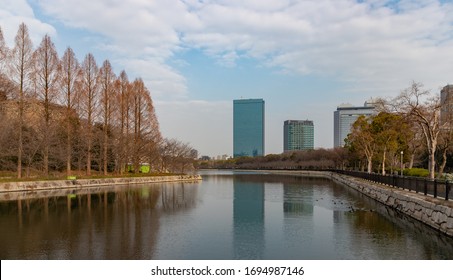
[334,170,452,201]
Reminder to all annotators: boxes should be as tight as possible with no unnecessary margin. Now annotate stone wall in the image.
[329,172,453,238]
[265,170,453,238]
[0,174,202,193]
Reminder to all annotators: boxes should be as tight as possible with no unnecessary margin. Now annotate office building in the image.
[233,98,265,157]
[441,85,453,126]
[284,120,314,152]
[333,100,376,147]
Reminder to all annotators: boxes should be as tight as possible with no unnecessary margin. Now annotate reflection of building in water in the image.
[283,184,313,217]
[233,176,265,259]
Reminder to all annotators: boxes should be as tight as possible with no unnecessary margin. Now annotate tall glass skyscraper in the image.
[233,99,265,157]
[283,120,314,152]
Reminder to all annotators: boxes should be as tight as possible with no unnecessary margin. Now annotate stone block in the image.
[439,212,448,224]
[447,217,453,229]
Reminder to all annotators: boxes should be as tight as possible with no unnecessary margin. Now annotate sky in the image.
[1,0,453,157]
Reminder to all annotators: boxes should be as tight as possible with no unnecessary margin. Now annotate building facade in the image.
[233,98,265,157]
[441,85,453,126]
[333,100,376,147]
[283,120,314,152]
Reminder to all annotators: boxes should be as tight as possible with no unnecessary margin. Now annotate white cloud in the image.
[11,0,450,100]
[2,0,453,153]
[0,0,56,46]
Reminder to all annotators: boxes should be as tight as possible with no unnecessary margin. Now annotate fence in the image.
[334,170,452,201]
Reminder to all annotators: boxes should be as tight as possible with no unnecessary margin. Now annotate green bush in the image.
[403,168,429,177]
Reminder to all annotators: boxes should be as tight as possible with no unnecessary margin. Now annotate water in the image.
[0,170,452,259]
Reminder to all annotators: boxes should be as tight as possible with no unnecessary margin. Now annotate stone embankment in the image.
[0,174,202,193]
[268,170,453,238]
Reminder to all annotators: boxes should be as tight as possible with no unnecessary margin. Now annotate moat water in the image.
[0,170,452,259]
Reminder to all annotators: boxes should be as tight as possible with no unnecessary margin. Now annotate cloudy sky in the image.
[1,0,453,157]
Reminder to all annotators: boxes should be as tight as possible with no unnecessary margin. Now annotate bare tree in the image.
[0,26,9,80]
[60,47,80,176]
[34,34,60,176]
[116,70,130,174]
[0,26,13,101]
[9,23,34,178]
[160,138,194,173]
[131,78,145,173]
[404,121,424,169]
[436,129,453,178]
[99,60,116,175]
[387,82,442,179]
[128,78,161,173]
[81,53,99,176]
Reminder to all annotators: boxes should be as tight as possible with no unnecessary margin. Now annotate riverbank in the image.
[266,170,453,238]
[0,174,202,193]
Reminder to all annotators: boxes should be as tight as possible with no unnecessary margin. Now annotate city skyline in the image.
[1,1,453,157]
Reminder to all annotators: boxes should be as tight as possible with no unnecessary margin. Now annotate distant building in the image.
[233,98,265,157]
[283,120,314,152]
[333,100,376,147]
[441,85,453,126]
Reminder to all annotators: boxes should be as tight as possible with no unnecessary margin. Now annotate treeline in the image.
[0,23,195,178]
[202,148,348,170]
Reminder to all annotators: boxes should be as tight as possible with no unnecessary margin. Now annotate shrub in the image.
[403,168,429,177]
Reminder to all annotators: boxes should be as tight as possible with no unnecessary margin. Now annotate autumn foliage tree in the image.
[0,23,171,178]
[8,23,34,178]
[33,34,60,176]
[99,60,116,175]
[60,47,80,176]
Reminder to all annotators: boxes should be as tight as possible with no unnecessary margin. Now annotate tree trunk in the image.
[367,157,372,173]
[428,141,436,179]
[103,132,108,175]
[381,149,386,175]
[428,153,435,179]
[86,133,92,176]
[67,127,71,176]
[409,153,415,169]
[438,148,448,179]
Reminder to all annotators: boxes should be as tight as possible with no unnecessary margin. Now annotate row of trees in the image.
[347,82,451,179]
[203,148,348,170]
[0,23,195,178]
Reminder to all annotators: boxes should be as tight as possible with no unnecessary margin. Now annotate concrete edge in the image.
[0,174,202,193]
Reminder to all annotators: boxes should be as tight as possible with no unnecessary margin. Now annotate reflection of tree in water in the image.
[0,182,198,259]
[160,182,198,212]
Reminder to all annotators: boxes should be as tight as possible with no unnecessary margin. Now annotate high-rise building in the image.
[441,85,453,126]
[283,120,314,152]
[333,100,376,147]
[233,98,265,157]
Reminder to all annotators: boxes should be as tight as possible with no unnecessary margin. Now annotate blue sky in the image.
[1,0,453,157]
